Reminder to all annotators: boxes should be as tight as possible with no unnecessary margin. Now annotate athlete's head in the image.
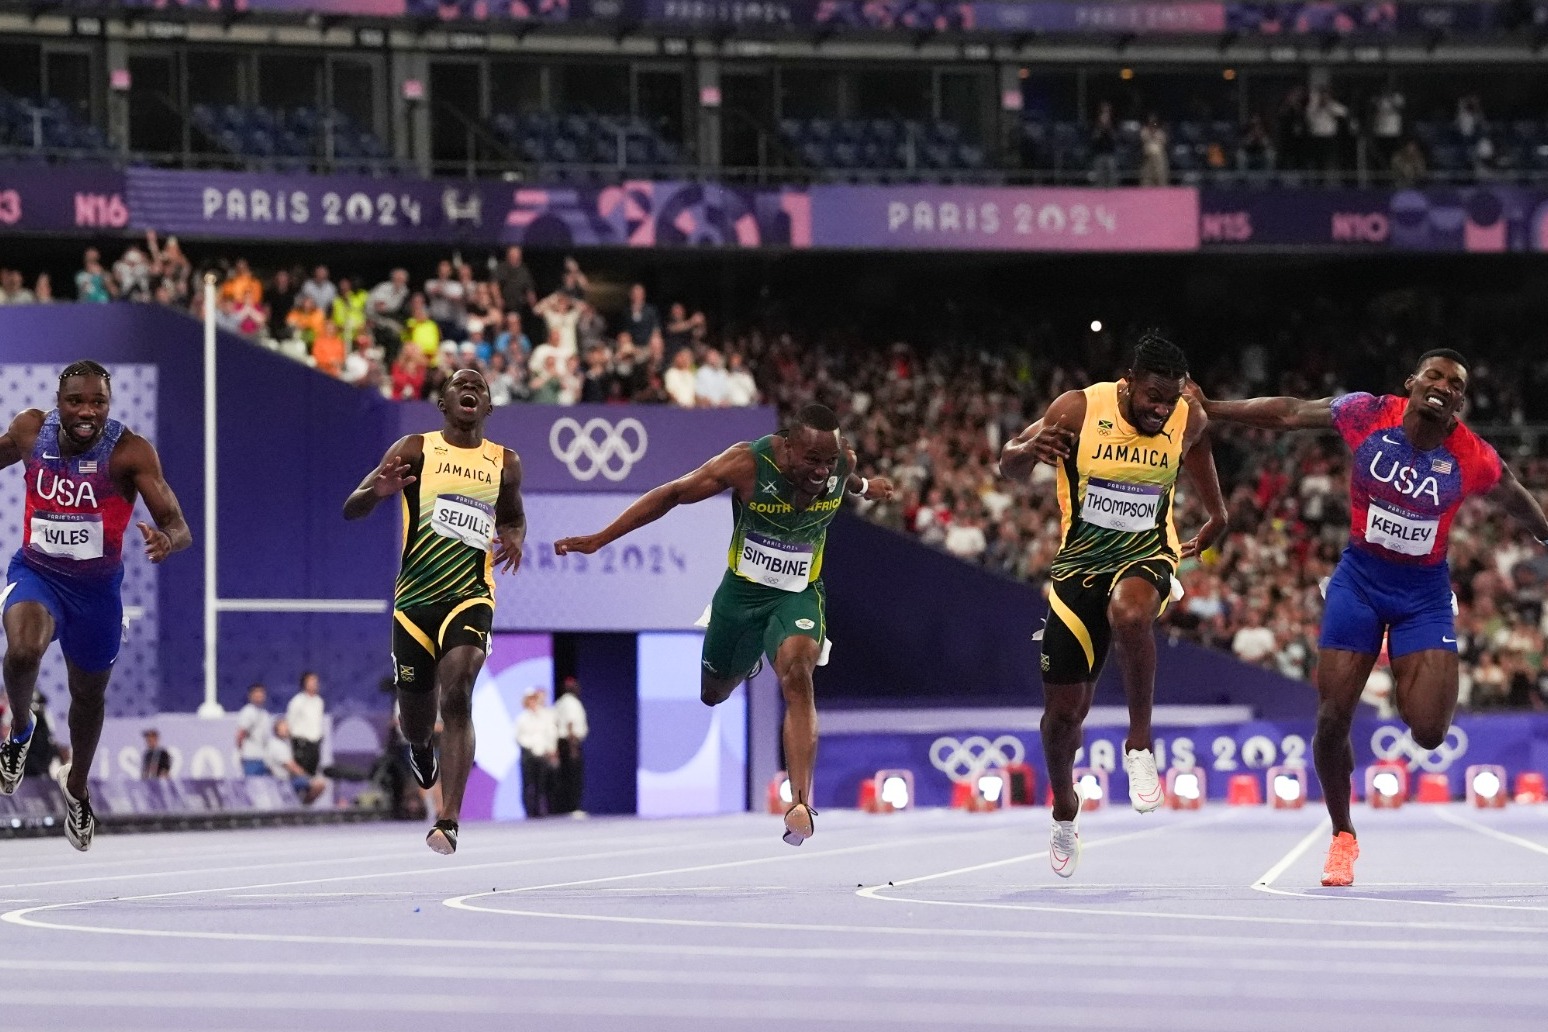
[56,360,112,451]
[1405,349,1469,425]
[1123,332,1188,437]
[783,403,842,494]
[438,368,492,428]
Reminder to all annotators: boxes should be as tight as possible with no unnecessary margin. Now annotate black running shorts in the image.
[1038,557,1173,685]
[392,596,493,693]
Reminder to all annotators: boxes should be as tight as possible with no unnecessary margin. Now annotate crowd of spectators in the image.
[5,240,1548,705]
[0,237,761,411]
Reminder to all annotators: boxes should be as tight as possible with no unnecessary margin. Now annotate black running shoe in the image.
[0,724,32,796]
[408,742,439,790]
[57,765,95,852]
[426,818,458,855]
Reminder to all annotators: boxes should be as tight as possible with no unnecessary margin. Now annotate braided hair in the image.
[1131,331,1189,381]
[58,360,112,390]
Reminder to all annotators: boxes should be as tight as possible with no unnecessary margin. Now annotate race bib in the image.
[1365,500,1438,557]
[1081,477,1162,532]
[737,532,814,592]
[431,493,494,550]
[29,513,104,560]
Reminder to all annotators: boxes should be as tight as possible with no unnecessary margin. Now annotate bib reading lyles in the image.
[431,493,494,550]
[29,513,104,560]
[1080,477,1162,533]
[1364,500,1438,557]
[737,531,814,592]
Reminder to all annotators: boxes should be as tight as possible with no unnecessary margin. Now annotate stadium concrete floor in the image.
[4,802,1547,1032]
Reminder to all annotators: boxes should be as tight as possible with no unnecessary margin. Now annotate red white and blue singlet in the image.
[1320,392,1502,658]
[3,411,134,671]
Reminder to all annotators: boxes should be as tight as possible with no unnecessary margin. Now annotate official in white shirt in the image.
[552,676,590,815]
[513,688,558,818]
[285,671,327,775]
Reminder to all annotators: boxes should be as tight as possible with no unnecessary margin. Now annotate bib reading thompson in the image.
[1042,381,1188,682]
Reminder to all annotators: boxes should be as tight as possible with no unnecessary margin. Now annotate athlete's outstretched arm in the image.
[343,435,422,520]
[999,390,1085,481]
[554,443,753,556]
[842,448,896,502]
[0,409,43,472]
[1178,407,1228,559]
[1489,463,1548,543]
[493,448,526,574]
[1189,379,1334,431]
[126,435,193,563]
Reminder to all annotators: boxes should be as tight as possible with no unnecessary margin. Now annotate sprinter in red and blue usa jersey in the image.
[0,361,191,852]
[1196,349,1548,889]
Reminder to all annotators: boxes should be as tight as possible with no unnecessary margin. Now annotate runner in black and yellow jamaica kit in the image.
[1000,333,1227,879]
[344,369,526,856]
[555,404,893,847]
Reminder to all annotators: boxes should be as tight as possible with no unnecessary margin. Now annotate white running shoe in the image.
[1049,782,1086,879]
[1124,747,1164,813]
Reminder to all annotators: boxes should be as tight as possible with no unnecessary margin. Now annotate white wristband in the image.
[850,477,869,497]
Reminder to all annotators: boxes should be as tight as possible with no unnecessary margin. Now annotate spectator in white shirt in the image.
[664,348,698,408]
[514,688,559,818]
[943,507,987,562]
[265,718,327,805]
[284,671,326,775]
[552,677,589,815]
[725,351,759,406]
[535,291,583,356]
[235,684,271,777]
[298,264,337,313]
[694,348,732,407]
[1231,605,1279,665]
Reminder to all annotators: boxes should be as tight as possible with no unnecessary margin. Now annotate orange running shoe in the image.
[1321,831,1359,886]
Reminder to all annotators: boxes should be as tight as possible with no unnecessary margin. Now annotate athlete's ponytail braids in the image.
[58,360,112,388]
[1131,331,1188,381]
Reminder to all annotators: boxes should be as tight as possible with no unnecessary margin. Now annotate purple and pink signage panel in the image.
[810,185,1199,251]
[0,165,131,235]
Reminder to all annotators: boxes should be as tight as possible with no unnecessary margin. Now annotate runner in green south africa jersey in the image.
[555,404,894,848]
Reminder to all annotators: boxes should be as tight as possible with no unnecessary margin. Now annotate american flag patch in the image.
[78,460,97,474]
[1431,458,1453,474]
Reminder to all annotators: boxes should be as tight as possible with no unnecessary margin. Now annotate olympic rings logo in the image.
[1370,724,1469,773]
[549,417,649,482]
[929,735,1026,784]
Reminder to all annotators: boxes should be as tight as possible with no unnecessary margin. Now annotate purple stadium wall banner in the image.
[815,712,1548,809]
[124,169,812,247]
[0,165,131,235]
[809,186,1200,251]
[54,1,1509,36]
[1199,186,1548,252]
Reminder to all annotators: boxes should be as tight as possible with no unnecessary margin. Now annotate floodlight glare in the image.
[1172,772,1202,801]
[1372,770,1403,797]
[1078,772,1104,800]
[1471,770,1502,800]
[1273,774,1303,803]
[1090,320,1103,333]
[881,775,911,809]
[977,774,1005,803]
[778,777,793,804]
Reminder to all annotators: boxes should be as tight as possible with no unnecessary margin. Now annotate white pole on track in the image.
[198,272,224,718]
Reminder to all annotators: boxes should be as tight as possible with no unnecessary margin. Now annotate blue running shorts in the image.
[1319,545,1457,659]
[3,552,124,673]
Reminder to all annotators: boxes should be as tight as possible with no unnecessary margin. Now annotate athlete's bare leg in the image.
[62,663,112,799]
[773,634,821,809]
[2,602,52,733]
[1390,649,1460,750]
[432,643,484,822]
[1108,577,1164,754]
[1314,647,1380,837]
[1042,680,1096,822]
[700,672,745,707]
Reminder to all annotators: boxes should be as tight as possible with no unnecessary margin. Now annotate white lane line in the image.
[1252,818,1331,889]
[1433,808,1548,857]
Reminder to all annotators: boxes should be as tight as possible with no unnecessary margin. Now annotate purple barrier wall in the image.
[820,512,1314,717]
[816,712,1548,809]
